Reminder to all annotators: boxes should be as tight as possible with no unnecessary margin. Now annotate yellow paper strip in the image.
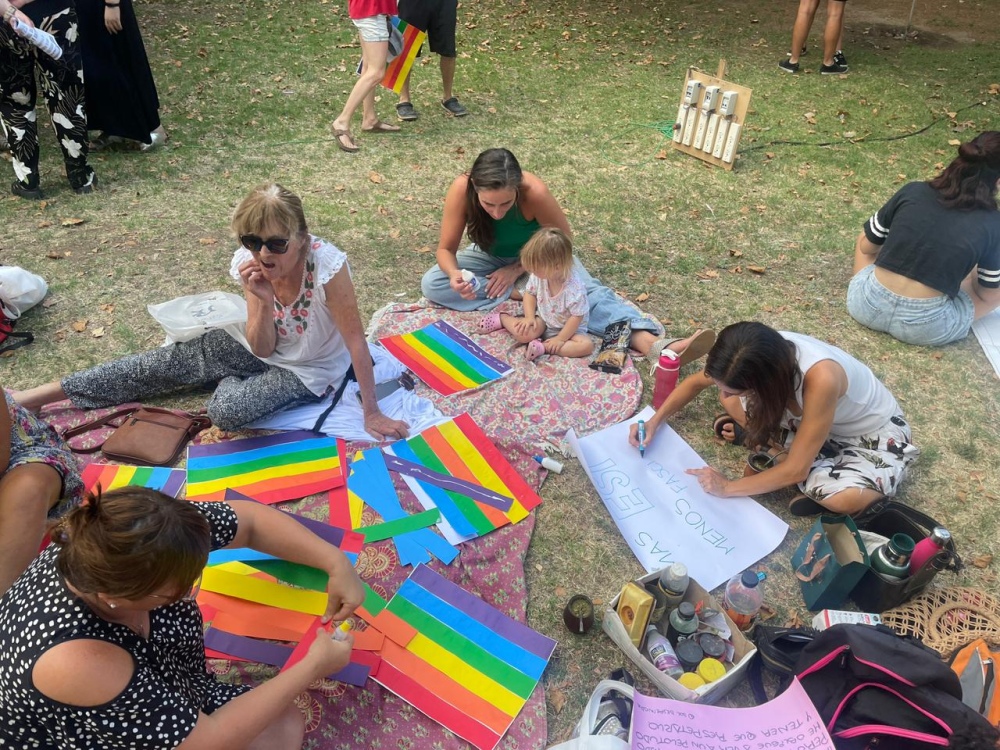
[186,456,342,497]
[407,633,521,717]
[348,489,365,529]
[200,567,326,615]
[401,333,479,389]
[437,420,529,524]
[108,465,137,490]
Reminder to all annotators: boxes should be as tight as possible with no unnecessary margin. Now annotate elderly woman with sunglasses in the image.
[0,486,363,749]
[14,183,409,441]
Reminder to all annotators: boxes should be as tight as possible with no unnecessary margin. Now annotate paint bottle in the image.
[651,350,680,409]
[656,562,689,612]
[644,625,684,678]
[460,269,482,293]
[532,455,564,474]
[666,601,699,646]
[723,570,763,632]
[910,527,950,573]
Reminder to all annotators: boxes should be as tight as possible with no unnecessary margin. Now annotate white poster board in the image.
[972,309,1000,379]
[568,407,788,591]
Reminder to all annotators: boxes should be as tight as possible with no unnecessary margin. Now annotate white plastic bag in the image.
[147,291,247,344]
[0,266,48,319]
[547,680,634,750]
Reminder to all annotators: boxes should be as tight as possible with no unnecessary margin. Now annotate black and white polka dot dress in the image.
[0,501,248,749]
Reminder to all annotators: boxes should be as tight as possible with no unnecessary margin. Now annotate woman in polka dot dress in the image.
[0,486,362,749]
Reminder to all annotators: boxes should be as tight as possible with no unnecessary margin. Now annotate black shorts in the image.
[396,0,457,57]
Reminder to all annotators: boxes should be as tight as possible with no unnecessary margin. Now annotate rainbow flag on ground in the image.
[371,564,556,750]
[379,321,512,396]
[185,430,345,503]
[382,17,427,93]
[81,463,186,498]
[384,413,541,545]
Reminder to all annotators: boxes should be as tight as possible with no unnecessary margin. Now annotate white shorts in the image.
[352,14,390,43]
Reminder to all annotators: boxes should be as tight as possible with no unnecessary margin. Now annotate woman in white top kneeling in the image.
[14,183,409,442]
[628,321,917,517]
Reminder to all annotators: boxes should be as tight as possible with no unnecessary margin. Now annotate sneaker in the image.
[778,59,800,73]
[73,172,98,195]
[833,50,848,69]
[395,102,419,121]
[11,180,43,200]
[441,97,468,117]
[820,61,848,74]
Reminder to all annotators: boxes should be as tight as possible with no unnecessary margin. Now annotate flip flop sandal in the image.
[526,339,545,361]
[712,413,748,447]
[361,120,400,133]
[479,311,504,333]
[648,328,716,366]
[788,494,827,517]
[331,126,359,153]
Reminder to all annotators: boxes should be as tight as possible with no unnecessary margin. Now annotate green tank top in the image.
[489,203,542,258]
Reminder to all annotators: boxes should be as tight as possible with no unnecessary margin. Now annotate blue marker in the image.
[637,419,646,457]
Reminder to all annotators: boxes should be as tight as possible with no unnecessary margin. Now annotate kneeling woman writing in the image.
[628,322,918,516]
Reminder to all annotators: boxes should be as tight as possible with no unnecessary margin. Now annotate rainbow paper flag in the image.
[81,462,186,498]
[186,430,345,503]
[378,321,512,396]
[372,565,556,750]
[384,413,541,545]
[382,17,427,94]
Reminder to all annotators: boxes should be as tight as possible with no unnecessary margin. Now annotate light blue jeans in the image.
[421,247,663,336]
[846,265,974,346]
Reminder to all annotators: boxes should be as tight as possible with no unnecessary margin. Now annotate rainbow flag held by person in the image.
[81,463,186,498]
[378,321,512,396]
[382,17,427,93]
[371,564,557,750]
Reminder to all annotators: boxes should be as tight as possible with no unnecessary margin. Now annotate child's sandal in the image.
[526,339,545,361]
[479,311,504,333]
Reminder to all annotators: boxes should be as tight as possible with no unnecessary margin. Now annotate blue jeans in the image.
[846,265,974,346]
[421,247,663,336]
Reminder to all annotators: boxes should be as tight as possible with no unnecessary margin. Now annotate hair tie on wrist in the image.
[105,1,120,6]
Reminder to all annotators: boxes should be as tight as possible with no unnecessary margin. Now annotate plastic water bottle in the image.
[910,527,950,573]
[12,19,63,60]
[723,570,763,632]
[656,562,689,611]
[460,269,482,293]
[651,350,680,408]
[645,625,683,678]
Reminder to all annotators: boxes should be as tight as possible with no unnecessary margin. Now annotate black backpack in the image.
[795,624,998,749]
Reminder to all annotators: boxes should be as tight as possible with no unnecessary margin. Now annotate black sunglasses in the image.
[240,234,291,254]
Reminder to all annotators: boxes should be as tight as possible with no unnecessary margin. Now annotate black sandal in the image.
[713,413,748,447]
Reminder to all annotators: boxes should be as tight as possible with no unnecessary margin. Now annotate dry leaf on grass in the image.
[785,611,804,628]
[549,687,568,714]
[414,245,432,254]
[199,238,217,246]
[635,292,649,302]
[748,265,767,274]
[91,327,106,338]
[61,217,85,226]
[696,269,719,280]
[758,603,777,621]
[972,554,993,569]
[369,172,384,184]
[71,319,88,332]
[555,586,568,598]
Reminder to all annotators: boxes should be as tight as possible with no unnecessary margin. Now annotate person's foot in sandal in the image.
[361,119,400,133]
[526,339,545,361]
[788,494,828,517]
[331,122,359,153]
[713,413,749,447]
[479,311,504,333]
[396,102,419,121]
[647,329,716,366]
[441,97,468,117]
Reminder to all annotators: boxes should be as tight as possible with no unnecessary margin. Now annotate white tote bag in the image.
[546,680,634,750]
[0,266,48,319]
[147,291,248,344]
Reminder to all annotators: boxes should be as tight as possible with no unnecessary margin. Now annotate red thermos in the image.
[652,351,680,408]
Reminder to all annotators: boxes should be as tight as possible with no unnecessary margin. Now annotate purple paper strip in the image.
[433,320,512,376]
[161,471,187,499]
[382,453,513,512]
[203,627,371,686]
[409,564,556,660]
[190,429,324,458]
[224,488,349,548]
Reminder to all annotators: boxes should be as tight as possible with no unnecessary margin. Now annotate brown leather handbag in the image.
[63,406,212,466]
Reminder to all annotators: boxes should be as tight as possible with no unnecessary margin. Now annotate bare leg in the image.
[11,382,67,414]
[550,334,595,359]
[0,464,61,595]
[630,330,658,356]
[817,487,882,515]
[823,0,846,66]
[440,55,456,102]
[246,704,306,750]
[500,314,545,344]
[398,68,413,105]
[788,0,820,64]
[332,37,391,149]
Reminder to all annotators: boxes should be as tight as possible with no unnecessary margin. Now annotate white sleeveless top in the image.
[782,332,901,437]
[229,237,352,395]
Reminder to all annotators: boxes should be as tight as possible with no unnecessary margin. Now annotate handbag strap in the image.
[62,407,141,452]
[0,315,33,353]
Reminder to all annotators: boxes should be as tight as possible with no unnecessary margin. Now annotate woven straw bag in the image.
[882,587,1000,655]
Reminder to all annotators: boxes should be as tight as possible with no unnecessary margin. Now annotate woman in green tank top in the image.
[420,148,709,359]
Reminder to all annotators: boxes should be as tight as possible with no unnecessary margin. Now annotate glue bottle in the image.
[460,269,482,293]
[645,625,684,678]
[12,19,63,60]
[651,349,680,409]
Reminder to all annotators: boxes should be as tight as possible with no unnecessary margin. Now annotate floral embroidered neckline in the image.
[273,256,315,337]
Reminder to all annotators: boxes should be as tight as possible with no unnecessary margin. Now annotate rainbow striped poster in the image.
[378,321,512,396]
[81,462,186,498]
[382,17,427,94]
[384,413,541,545]
[186,430,345,503]
[372,565,556,750]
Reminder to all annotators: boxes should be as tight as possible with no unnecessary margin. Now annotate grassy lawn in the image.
[2,0,999,743]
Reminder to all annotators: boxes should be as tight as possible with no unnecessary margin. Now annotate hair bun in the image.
[959,141,985,163]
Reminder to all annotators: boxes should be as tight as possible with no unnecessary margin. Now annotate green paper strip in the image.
[187,445,337,483]
[248,560,329,592]
[359,509,441,542]
[407,435,494,536]
[362,583,387,616]
[386,595,537,699]
[410,328,487,384]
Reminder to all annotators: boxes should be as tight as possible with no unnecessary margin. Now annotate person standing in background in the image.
[394,0,467,121]
[778,0,848,75]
